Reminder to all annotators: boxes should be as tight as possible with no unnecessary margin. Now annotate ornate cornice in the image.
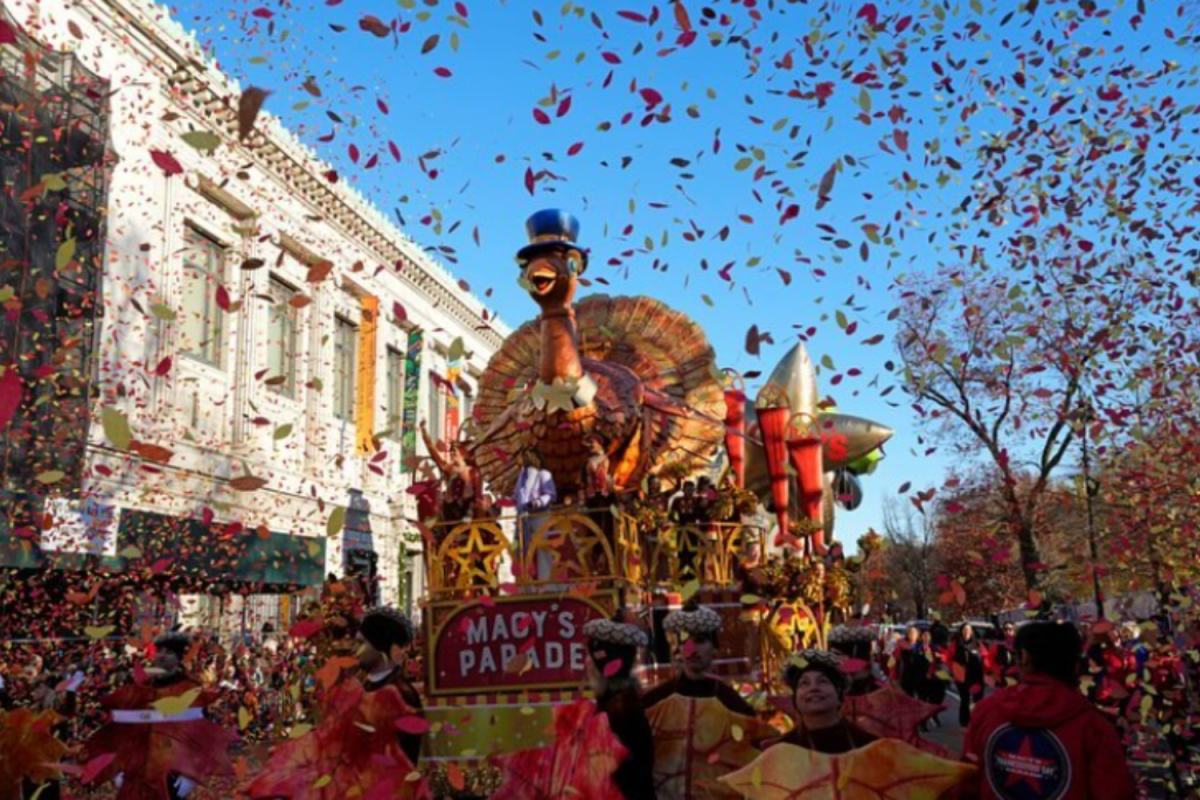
[92,0,507,353]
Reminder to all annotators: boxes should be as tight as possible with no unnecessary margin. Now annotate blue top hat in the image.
[515,209,588,270]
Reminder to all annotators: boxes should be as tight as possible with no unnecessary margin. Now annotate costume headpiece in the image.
[663,605,722,637]
[583,617,649,648]
[781,649,848,696]
[516,209,588,272]
[153,630,192,660]
[360,606,414,653]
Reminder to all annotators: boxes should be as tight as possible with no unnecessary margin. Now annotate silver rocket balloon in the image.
[742,343,894,533]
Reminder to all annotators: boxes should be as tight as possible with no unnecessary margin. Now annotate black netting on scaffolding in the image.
[0,7,114,526]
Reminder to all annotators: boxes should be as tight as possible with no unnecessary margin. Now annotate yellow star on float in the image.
[446,524,508,588]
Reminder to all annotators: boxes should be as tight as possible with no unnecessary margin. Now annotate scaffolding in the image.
[0,6,114,525]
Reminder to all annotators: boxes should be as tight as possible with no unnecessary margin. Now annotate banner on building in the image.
[399,329,424,473]
[356,296,379,454]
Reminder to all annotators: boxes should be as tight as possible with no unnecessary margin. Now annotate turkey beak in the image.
[525,263,558,296]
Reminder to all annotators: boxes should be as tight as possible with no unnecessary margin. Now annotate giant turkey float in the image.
[416,210,894,768]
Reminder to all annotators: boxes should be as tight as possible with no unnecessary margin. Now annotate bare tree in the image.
[881,497,936,621]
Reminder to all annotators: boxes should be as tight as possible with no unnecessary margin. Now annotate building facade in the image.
[0,0,504,635]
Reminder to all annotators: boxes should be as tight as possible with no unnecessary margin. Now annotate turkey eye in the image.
[567,255,581,275]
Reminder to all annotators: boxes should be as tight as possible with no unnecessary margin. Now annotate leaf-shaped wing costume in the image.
[244,679,429,800]
[718,739,975,800]
[648,695,778,800]
[83,681,236,800]
[843,688,950,757]
[491,698,629,800]
[0,709,67,800]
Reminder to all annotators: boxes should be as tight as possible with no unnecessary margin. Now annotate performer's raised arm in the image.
[419,419,452,474]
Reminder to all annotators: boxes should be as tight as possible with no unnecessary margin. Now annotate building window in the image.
[266,276,298,398]
[180,226,225,367]
[427,370,445,443]
[334,315,357,422]
[386,347,405,441]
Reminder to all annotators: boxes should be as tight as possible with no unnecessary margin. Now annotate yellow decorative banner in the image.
[356,296,379,454]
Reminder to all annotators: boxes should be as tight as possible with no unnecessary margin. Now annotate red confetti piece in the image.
[149,149,183,176]
[639,87,663,108]
[567,142,584,156]
[0,368,22,430]
[434,67,453,78]
[532,108,551,125]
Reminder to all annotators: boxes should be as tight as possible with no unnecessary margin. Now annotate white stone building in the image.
[1,0,504,633]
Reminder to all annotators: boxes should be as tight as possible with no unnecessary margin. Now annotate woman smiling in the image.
[771,649,878,755]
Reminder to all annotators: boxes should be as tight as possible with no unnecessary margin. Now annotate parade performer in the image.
[245,607,428,800]
[584,613,657,800]
[963,622,1137,800]
[766,649,877,754]
[988,621,1019,687]
[83,631,236,800]
[642,604,772,800]
[357,606,425,764]
[947,623,986,727]
[514,449,557,581]
[420,418,480,522]
[0,706,67,800]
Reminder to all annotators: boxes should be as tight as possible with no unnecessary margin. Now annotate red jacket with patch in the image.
[961,673,1136,800]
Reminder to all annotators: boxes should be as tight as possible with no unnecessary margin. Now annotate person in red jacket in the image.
[962,621,1137,800]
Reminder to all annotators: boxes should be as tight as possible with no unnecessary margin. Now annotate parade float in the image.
[415,210,894,781]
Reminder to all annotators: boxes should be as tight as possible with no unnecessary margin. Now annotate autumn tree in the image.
[895,254,1155,591]
[926,470,1091,617]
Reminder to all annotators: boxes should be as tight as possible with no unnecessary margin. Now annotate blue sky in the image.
[163,0,1188,543]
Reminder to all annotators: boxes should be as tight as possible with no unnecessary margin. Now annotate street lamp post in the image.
[1080,421,1106,621]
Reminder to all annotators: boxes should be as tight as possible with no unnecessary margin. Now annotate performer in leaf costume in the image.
[0,707,67,800]
[718,738,975,800]
[245,607,428,800]
[643,603,776,800]
[492,698,630,800]
[585,613,657,800]
[767,650,876,755]
[82,631,236,800]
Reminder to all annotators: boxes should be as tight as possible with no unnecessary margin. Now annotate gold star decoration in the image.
[445,523,509,588]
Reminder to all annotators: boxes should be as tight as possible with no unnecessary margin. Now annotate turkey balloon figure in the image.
[471,210,726,497]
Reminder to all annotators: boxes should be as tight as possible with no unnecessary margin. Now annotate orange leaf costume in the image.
[83,680,236,800]
[244,679,429,800]
[647,694,777,800]
[719,739,975,800]
[0,709,67,800]
[492,698,629,800]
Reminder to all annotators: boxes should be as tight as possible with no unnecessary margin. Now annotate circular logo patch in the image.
[983,724,1071,800]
